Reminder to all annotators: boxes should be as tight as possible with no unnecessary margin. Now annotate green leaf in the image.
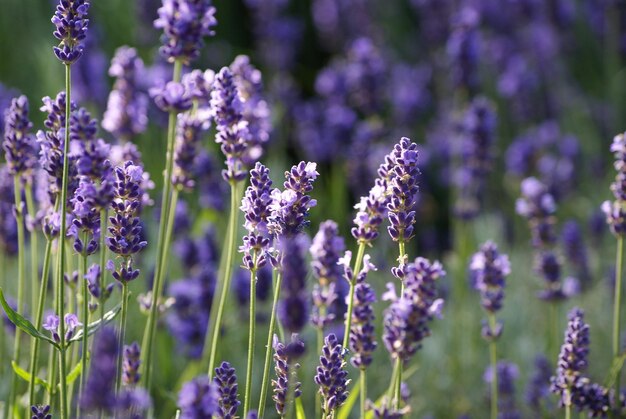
[66,361,82,385]
[295,397,307,419]
[69,303,121,343]
[0,288,58,348]
[338,376,361,419]
[11,361,51,392]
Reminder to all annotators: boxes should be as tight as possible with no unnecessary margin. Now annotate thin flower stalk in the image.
[614,236,623,397]
[342,242,366,349]
[25,185,39,328]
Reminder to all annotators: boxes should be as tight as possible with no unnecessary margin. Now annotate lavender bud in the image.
[315,333,350,416]
[31,405,52,419]
[178,375,219,419]
[469,241,510,314]
[122,342,141,386]
[51,0,90,64]
[272,334,304,416]
[386,137,420,243]
[3,95,37,180]
[213,361,240,418]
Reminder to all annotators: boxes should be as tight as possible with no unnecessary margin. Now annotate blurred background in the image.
[1,0,626,417]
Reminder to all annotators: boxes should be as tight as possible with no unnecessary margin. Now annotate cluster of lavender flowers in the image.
[603,132,626,236]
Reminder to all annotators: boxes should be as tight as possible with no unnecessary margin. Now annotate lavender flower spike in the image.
[272,334,304,416]
[550,308,590,408]
[470,241,510,316]
[603,132,626,236]
[172,113,209,191]
[31,405,52,419]
[347,253,377,369]
[122,342,141,386]
[154,0,217,64]
[51,0,90,64]
[3,95,37,180]
[214,361,241,418]
[240,162,272,270]
[80,327,118,414]
[178,375,220,419]
[315,333,350,417]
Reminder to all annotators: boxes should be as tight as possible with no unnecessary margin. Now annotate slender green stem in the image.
[488,314,498,419]
[141,59,183,391]
[395,359,403,408]
[244,259,258,415]
[565,402,571,419]
[28,238,54,407]
[54,62,73,419]
[392,241,407,408]
[387,358,399,403]
[25,185,39,324]
[117,283,130,395]
[342,242,366,349]
[204,180,241,376]
[614,236,624,398]
[77,243,89,416]
[0,251,4,377]
[258,271,283,418]
[99,209,107,324]
[316,327,323,419]
[8,176,26,419]
[360,369,367,419]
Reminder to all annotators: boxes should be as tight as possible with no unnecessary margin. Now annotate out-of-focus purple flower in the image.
[310,0,376,51]
[550,308,590,408]
[106,162,148,282]
[389,63,432,126]
[178,375,219,419]
[311,220,346,330]
[561,220,592,288]
[194,150,227,212]
[470,241,510,315]
[278,235,310,333]
[410,0,453,46]
[240,163,273,271]
[213,361,240,418]
[72,33,108,108]
[3,95,37,181]
[384,257,445,363]
[51,0,90,64]
[526,355,553,413]
[154,0,217,64]
[272,334,304,416]
[446,7,480,95]
[102,46,149,140]
[0,166,18,254]
[172,113,209,191]
[30,405,52,419]
[123,342,141,386]
[315,333,350,415]
[80,327,118,413]
[484,361,521,419]
[368,397,410,418]
[116,387,152,418]
[386,137,420,243]
[604,132,626,237]
[516,177,557,248]
[230,55,271,165]
[150,81,192,113]
[43,313,82,342]
[268,161,319,238]
[346,253,377,369]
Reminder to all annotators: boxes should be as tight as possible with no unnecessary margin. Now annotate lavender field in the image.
[0,0,624,418]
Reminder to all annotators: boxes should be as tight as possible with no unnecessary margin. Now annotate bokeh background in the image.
[2,0,626,417]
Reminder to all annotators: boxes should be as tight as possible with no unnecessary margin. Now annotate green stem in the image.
[387,359,399,402]
[316,327,323,419]
[258,271,283,418]
[488,314,498,419]
[25,185,39,326]
[204,180,241,376]
[55,62,73,419]
[0,251,4,377]
[342,242,367,349]
[99,209,107,324]
[8,176,26,419]
[141,59,183,391]
[360,369,367,419]
[565,402,571,419]
[244,261,258,415]
[614,236,624,398]
[395,359,403,408]
[28,238,54,407]
[117,282,130,395]
[77,243,89,416]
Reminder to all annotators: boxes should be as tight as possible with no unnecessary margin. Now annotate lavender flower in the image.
[30,405,52,419]
[561,220,591,287]
[368,397,410,418]
[446,7,479,94]
[102,46,149,139]
[43,313,82,343]
[272,334,304,416]
[106,162,148,282]
[0,165,18,254]
[214,361,240,418]
[550,308,590,408]
[348,256,377,369]
[230,55,271,164]
[69,178,100,255]
[386,137,420,243]
[603,132,626,236]
[85,263,113,304]
[352,178,388,244]
[150,81,192,113]
[240,162,272,270]
[526,355,553,413]
[182,69,214,104]
[315,333,350,416]
[123,342,141,386]
[3,95,37,181]
[278,235,310,333]
[178,375,219,419]
[51,0,90,64]
[154,0,217,64]
[116,388,152,418]
[383,257,445,363]
[211,67,251,182]
[267,161,319,237]
[484,361,521,419]
[172,113,209,190]
[310,220,346,329]
[470,241,510,315]
[80,327,118,413]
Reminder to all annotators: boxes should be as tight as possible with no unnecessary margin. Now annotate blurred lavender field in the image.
[1,0,626,418]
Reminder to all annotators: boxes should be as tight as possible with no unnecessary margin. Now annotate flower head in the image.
[315,333,350,417]
[80,327,118,413]
[213,361,240,418]
[178,375,219,419]
[470,241,510,314]
[3,95,37,180]
[172,113,209,191]
[51,0,90,64]
[272,334,304,416]
[122,342,141,386]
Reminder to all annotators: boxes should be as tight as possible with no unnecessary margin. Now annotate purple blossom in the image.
[182,69,214,104]
[172,114,209,191]
[69,178,101,255]
[240,163,273,270]
[446,7,479,94]
[3,95,37,180]
[272,334,304,416]
[526,355,553,413]
[470,241,510,315]
[604,132,626,236]
[561,220,591,288]
[154,0,217,64]
[386,137,420,243]
[102,46,149,140]
[484,361,521,419]
[348,254,377,369]
[278,235,310,333]
[123,342,141,386]
[51,0,90,64]
[30,405,52,419]
[315,333,350,416]
[351,178,388,244]
[150,81,192,113]
[178,375,219,419]
[213,361,240,418]
[80,327,118,413]
[43,313,82,343]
